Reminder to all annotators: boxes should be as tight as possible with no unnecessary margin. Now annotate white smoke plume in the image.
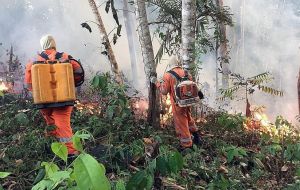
[0,0,146,91]
[199,0,300,122]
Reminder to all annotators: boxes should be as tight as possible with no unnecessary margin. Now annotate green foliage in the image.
[0,172,11,178]
[72,130,91,153]
[126,170,154,190]
[217,113,245,129]
[51,142,68,163]
[126,146,183,190]
[148,0,233,64]
[41,162,59,178]
[14,112,29,125]
[91,73,132,123]
[284,143,300,161]
[115,180,126,190]
[73,154,111,190]
[224,146,247,163]
[263,144,282,156]
[33,135,111,190]
[220,72,283,101]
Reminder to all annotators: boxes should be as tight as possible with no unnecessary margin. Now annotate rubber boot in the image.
[192,132,203,146]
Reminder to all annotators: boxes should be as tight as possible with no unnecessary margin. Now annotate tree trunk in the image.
[88,0,123,84]
[182,0,196,70]
[217,0,230,89]
[135,0,160,127]
[123,0,138,85]
[298,68,300,115]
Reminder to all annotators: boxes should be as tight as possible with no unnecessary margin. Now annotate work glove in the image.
[150,76,158,83]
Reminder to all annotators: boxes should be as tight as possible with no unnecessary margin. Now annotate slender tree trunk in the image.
[123,0,138,84]
[182,0,196,70]
[88,0,123,84]
[135,0,160,127]
[298,68,300,115]
[217,0,229,89]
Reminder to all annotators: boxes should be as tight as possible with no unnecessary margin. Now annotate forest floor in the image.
[1,85,300,190]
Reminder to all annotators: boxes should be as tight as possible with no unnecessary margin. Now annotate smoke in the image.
[0,0,146,90]
[2,0,299,122]
[199,0,300,122]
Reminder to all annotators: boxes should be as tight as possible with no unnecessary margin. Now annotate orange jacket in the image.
[24,49,81,90]
[159,67,192,105]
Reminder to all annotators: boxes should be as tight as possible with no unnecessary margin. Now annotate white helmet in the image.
[40,34,56,50]
[167,55,181,70]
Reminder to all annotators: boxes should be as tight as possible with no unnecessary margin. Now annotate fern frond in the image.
[248,72,272,85]
[258,85,284,96]
[220,85,240,98]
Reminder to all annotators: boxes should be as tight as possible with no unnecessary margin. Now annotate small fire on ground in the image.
[0,81,9,92]
[244,105,298,139]
[161,94,173,126]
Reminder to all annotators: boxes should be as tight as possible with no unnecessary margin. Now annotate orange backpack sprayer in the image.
[168,70,200,107]
[31,53,76,104]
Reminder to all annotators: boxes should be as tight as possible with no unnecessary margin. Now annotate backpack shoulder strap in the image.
[167,70,182,81]
[55,52,64,60]
[40,52,50,60]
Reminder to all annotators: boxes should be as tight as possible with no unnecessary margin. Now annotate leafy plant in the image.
[0,172,11,178]
[220,72,283,100]
[224,146,247,163]
[32,135,111,190]
[217,113,245,130]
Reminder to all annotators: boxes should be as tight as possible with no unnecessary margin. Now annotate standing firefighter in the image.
[24,35,84,156]
[152,55,203,150]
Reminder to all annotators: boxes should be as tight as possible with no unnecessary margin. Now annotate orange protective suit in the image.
[160,67,198,148]
[24,49,81,154]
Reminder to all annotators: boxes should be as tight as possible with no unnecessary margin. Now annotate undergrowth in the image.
[1,73,300,189]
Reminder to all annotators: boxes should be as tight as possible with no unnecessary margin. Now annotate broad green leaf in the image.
[49,170,71,183]
[32,179,54,190]
[0,172,11,178]
[126,170,149,190]
[116,180,126,190]
[227,149,236,163]
[0,91,3,96]
[51,142,68,162]
[72,136,84,153]
[167,151,184,174]
[91,76,100,88]
[74,131,91,140]
[33,169,45,185]
[73,154,111,190]
[41,162,59,178]
[156,156,168,176]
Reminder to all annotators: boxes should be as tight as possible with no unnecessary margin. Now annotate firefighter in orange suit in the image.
[151,55,202,150]
[24,35,83,156]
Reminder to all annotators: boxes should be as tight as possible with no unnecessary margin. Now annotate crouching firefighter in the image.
[24,35,84,156]
[151,55,204,151]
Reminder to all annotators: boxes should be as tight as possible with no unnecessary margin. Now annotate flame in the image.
[0,82,8,91]
[161,94,173,126]
[244,105,298,139]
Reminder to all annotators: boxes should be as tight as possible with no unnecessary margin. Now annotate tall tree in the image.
[217,0,230,89]
[135,0,160,127]
[88,0,123,84]
[181,0,196,70]
[123,0,138,84]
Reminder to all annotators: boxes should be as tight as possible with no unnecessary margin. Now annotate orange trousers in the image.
[172,105,197,148]
[40,106,77,154]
